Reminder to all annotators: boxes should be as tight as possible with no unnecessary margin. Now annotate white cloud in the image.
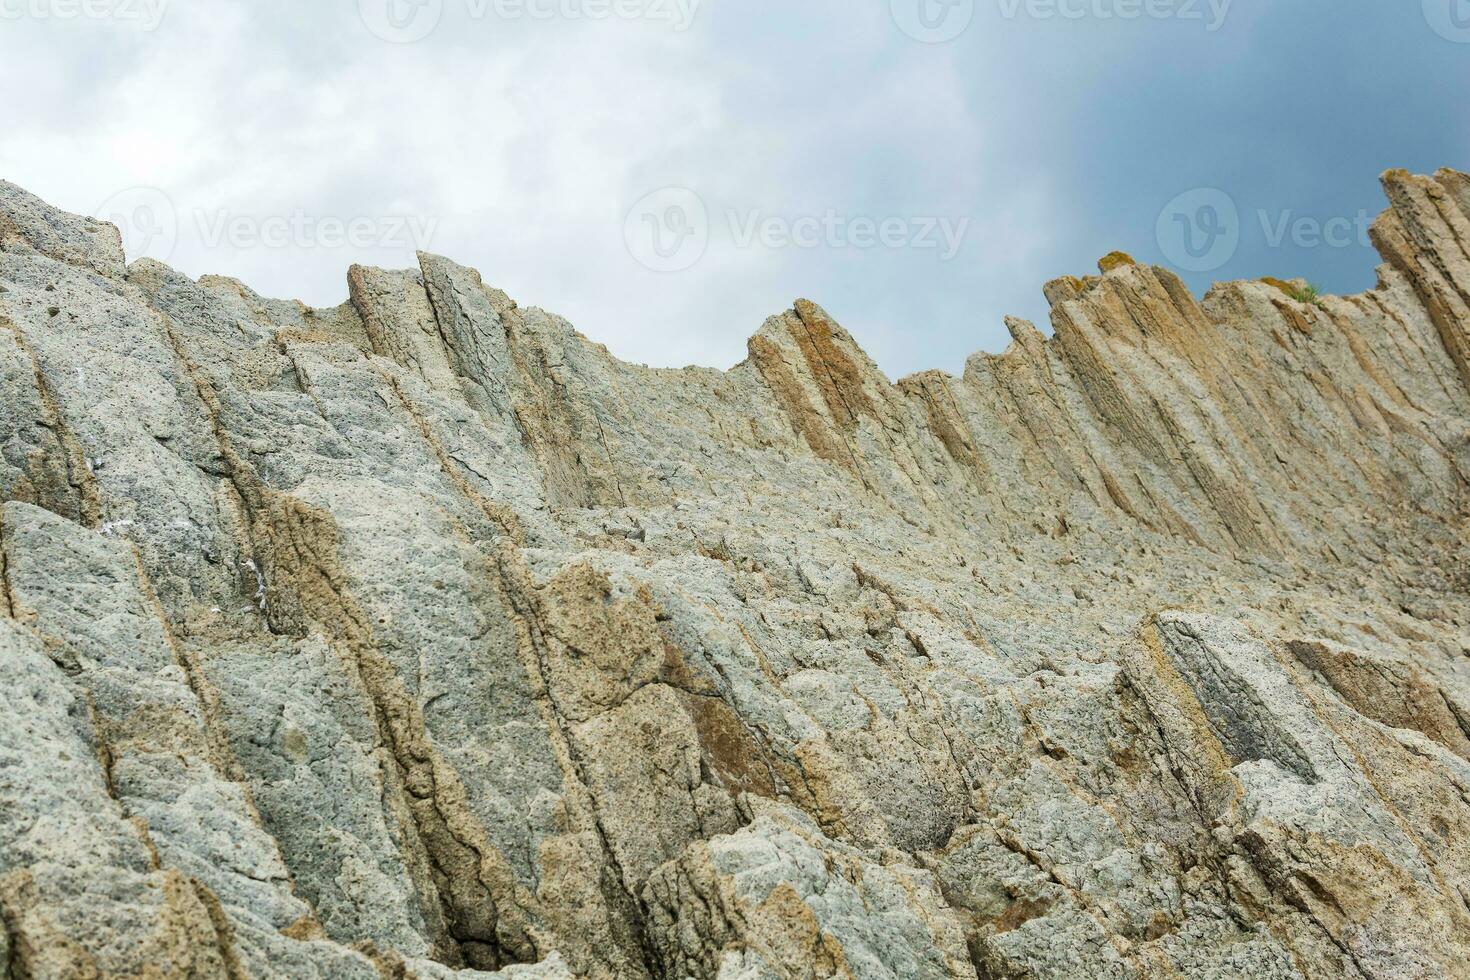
[0,1,989,371]
[2,1,1454,375]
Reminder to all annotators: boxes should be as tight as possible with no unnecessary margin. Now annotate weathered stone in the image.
[1,169,1468,978]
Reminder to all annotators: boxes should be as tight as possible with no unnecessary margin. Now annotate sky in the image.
[0,0,1466,377]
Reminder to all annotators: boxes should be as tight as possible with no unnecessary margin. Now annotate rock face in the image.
[0,169,1467,980]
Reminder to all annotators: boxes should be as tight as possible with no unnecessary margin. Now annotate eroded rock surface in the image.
[1,170,1467,979]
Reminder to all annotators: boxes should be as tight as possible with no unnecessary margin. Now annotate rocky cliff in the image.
[0,169,1467,980]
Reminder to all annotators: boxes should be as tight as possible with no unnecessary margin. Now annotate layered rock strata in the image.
[0,169,1467,979]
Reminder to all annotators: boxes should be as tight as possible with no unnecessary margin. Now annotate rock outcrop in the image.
[1,169,1467,979]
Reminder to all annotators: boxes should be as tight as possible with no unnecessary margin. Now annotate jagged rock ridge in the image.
[0,169,1467,979]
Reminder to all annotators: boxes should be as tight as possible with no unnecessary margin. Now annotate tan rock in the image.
[1,169,1468,978]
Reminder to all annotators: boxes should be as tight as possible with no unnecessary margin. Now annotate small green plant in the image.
[1290,283,1326,309]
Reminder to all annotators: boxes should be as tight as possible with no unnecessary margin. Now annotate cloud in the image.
[0,0,1463,377]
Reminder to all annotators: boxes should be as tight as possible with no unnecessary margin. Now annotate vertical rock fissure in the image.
[1,315,102,527]
[188,880,251,980]
[79,690,154,865]
[385,368,660,975]
[380,374,524,545]
[232,487,531,969]
[488,552,665,979]
[254,493,534,968]
[748,333,865,479]
[788,301,939,509]
[0,507,12,620]
[153,312,533,969]
[0,889,24,980]
[152,312,285,638]
[126,542,265,797]
[378,709,513,969]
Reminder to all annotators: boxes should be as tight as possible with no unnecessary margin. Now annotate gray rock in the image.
[2,170,1469,977]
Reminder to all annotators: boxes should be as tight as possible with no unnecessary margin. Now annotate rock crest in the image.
[1,170,1468,978]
